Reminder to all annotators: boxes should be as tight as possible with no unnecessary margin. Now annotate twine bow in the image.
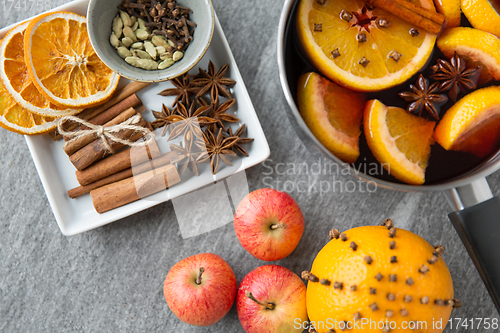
[57,115,154,154]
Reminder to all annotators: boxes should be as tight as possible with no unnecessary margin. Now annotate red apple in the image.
[236,265,308,333]
[234,188,304,261]
[163,253,237,326]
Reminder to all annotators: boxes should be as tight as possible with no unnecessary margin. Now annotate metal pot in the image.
[277,0,500,312]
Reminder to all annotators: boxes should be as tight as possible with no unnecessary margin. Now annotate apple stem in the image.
[245,291,275,310]
[196,267,205,285]
[270,222,287,230]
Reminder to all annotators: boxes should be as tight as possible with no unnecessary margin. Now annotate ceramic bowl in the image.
[87,0,214,82]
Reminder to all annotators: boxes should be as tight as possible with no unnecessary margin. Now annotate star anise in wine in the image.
[398,74,448,120]
[430,52,480,102]
[151,104,174,130]
[224,124,254,157]
[196,128,238,174]
[158,74,200,107]
[169,136,203,176]
[191,61,237,101]
[162,102,215,141]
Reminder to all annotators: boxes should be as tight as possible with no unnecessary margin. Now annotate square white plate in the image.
[0,0,269,236]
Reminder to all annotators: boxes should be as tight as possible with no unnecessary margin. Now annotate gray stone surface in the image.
[1,0,499,332]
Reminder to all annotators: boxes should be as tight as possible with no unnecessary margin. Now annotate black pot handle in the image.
[448,196,500,313]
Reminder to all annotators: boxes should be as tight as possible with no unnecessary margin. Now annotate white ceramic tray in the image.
[0,0,269,236]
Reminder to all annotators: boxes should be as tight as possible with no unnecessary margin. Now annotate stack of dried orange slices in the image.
[0,11,119,135]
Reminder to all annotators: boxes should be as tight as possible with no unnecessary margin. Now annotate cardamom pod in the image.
[119,10,132,27]
[160,52,173,61]
[113,16,123,38]
[166,39,175,48]
[121,37,134,48]
[110,33,120,48]
[131,21,139,32]
[152,35,168,48]
[117,47,132,59]
[138,18,146,31]
[144,41,157,60]
[123,26,137,42]
[126,57,158,70]
[173,51,184,62]
[158,58,175,70]
[131,42,144,50]
[134,49,152,60]
[135,29,149,41]
[130,16,137,26]
[156,46,166,55]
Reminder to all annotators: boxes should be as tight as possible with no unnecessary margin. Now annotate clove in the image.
[329,228,340,240]
[428,255,439,265]
[389,241,396,249]
[409,28,420,37]
[385,310,394,318]
[435,299,445,306]
[406,277,414,286]
[389,227,396,238]
[302,271,319,283]
[389,274,397,282]
[350,285,357,292]
[375,273,383,281]
[382,218,394,229]
[404,295,413,303]
[340,233,348,241]
[359,57,370,67]
[340,10,353,22]
[334,281,344,290]
[331,48,341,59]
[354,312,362,320]
[419,265,430,274]
[390,256,397,263]
[350,242,358,251]
[421,296,430,304]
[369,303,379,311]
[387,293,396,301]
[370,287,376,295]
[434,245,445,256]
[320,279,331,286]
[400,308,409,317]
[364,255,373,264]
[314,23,323,32]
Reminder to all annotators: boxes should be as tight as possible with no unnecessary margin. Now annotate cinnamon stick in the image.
[69,116,148,171]
[53,81,150,140]
[64,94,142,141]
[75,138,161,186]
[68,151,177,199]
[63,107,137,156]
[90,164,181,214]
[362,0,445,35]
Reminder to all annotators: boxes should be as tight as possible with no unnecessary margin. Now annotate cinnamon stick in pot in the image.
[75,138,161,186]
[68,151,177,199]
[362,0,445,35]
[69,116,148,171]
[90,164,181,214]
[63,107,138,156]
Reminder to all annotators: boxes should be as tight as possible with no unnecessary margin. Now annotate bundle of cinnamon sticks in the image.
[57,81,181,214]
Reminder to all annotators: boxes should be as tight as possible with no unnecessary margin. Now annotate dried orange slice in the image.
[297,72,365,163]
[0,41,56,135]
[24,12,119,109]
[434,0,461,28]
[297,0,437,91]
[435,86,500,158]
[461,0,500,38]
[0,22,81,117]
[364,100,436,185]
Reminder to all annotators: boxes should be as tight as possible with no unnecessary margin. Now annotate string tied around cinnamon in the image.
[57,114,154,154]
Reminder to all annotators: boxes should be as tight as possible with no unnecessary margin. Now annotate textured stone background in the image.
[1,0,499,332]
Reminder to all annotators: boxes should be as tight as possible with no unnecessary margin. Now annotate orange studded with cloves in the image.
[304,223,457,333]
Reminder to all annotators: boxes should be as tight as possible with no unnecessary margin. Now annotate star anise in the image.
[225,124,254,157]
[169,136,203,176]
[207,97,239,131]
[398,74,448,120]
[163,102,215,141]
[196,128,238,174]
[191,61,236,101]
[430,52,480,102]
[151,104,174,130]
[158,74,200,107]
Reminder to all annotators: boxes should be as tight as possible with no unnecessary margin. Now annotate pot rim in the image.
[276,0,500,192]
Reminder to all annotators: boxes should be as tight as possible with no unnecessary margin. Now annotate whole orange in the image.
[304,222,459,333]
